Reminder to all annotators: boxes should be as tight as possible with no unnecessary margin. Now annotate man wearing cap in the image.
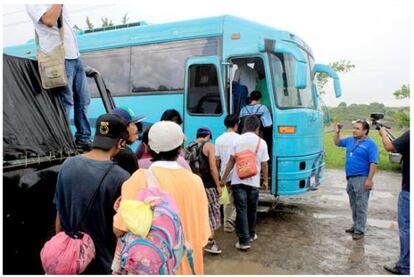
[111,107,145,175]
[113,121,211,274]
[334,119,378,240]
[186,127,222,254]
[54,113,130,274]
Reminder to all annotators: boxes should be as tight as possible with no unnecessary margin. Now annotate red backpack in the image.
[234,138,261,179]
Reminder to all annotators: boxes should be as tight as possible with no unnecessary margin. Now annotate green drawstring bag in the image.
[219,186,230,205]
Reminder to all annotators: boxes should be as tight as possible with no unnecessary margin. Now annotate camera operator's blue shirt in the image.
[338,136,379,177]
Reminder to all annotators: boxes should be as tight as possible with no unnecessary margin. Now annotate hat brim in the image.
[130,115,146,124]
[92,135,120,150]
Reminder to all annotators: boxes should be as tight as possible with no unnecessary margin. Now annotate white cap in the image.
[148,121,184,153]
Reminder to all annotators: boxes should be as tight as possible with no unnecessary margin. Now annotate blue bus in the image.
[4,15,342,196]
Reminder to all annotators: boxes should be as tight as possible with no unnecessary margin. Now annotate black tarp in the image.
[3,54,77,274]
[3,54,76,167]
[3,165,60,274]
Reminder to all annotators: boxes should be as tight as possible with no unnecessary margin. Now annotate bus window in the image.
[187,64,222,115]
[271,53,314,109]
[131,38,219,94]
[82,48,131,97]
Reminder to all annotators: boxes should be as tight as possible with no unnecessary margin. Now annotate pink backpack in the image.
[115,169,195,275]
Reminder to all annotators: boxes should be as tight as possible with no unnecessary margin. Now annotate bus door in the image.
[183,56,227,142]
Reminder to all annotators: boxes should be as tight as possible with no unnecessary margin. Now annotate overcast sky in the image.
[2,0,411,107]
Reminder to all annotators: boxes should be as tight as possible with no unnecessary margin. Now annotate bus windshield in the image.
[270,52,314,109]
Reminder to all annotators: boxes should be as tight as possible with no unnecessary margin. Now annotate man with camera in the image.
[334,120,379,240]
[378,127,410,275]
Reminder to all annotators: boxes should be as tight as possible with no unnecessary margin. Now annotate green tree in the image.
[394,110,410,128]
[393,84,410,99]
[101,17,114,28]
[317,60,355,94]
[72,24,82,32]
[86,16,94,30]
[122,13,129,25]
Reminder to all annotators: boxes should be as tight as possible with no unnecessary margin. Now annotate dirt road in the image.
[204,169,402,274]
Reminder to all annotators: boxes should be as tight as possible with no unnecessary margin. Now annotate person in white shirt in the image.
[221,115,269,250]
[233,60,258,95]
[215,114,240,233]
[26,4,92,152]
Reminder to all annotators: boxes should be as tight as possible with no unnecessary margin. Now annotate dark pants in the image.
[397,190,410,274]
[232,184,259,245]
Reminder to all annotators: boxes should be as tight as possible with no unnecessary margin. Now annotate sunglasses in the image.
[352,119,368,124]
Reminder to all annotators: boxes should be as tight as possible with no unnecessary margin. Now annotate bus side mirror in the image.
[313,64,342,98]
[259,39,308,89]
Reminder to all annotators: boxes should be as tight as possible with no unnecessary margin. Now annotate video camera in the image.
[370,112,390,131]
[370,112,396,140]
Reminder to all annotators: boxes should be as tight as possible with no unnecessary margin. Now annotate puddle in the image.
[204,259,288,274]
[313,213,341,219]
[321,194,348,202]
[370,191,393,199]
[367,218,397,230]
[313,213,397,230]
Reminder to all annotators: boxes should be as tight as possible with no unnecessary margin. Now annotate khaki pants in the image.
[223,183,236,229]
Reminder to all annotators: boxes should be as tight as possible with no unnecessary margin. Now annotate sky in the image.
[1,0,412,107]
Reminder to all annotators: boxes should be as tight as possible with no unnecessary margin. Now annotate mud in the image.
[204,169,402,274]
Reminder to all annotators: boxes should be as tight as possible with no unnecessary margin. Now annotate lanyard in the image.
[349,138,365,157]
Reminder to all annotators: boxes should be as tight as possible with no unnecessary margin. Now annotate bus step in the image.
[257,206,270,213]
[259,191,277,203]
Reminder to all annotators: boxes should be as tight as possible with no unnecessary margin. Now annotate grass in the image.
[324,130,401,172]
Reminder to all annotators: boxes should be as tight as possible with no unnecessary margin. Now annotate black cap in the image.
[92,114,128,150]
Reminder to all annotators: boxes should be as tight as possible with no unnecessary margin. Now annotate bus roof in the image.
[4,15,313,59]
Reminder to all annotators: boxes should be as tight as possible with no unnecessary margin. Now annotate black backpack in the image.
[184,141,208,176]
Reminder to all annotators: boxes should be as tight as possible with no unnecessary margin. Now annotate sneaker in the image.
[76,140,92,153]
[204,240,222,254]
[345,227,354,233]
[249,234,258,243]
[352,233,364,240]
[235,242,251,251]
[383,263,404,275]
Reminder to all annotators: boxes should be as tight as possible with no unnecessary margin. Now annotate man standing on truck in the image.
[334,120,378,240]
[26,4,92,152]
[54,113,130,274]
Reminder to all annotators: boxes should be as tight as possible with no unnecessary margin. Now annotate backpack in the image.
[238,104,264,134]
[184,141,208,175]
[40,165,114,274]
[115,169,195,275]
[234,138,261,179]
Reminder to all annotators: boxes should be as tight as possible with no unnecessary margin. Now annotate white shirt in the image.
[234,64,258,95]
[26,5,80,59]
[215,131,240,182]
[230,132,269,188]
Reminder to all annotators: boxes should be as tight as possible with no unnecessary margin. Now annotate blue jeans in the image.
[61,58,91,142]
[346,176,370,234]
[232,184,259,245]
[397,190,410,274]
